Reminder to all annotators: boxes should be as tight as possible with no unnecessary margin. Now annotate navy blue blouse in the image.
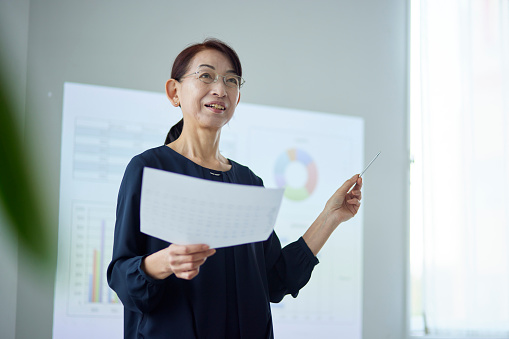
[107,145,319,339]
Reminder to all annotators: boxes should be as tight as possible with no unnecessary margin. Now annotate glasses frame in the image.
[180,66,245,89]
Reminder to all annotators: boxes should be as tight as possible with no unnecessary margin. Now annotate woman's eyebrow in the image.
[198,64,215,69]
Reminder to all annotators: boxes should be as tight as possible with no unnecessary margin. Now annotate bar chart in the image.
[67,202,121,316]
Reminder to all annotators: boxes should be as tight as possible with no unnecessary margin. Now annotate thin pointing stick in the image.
[348,151,381,193]
[359,151,381,178]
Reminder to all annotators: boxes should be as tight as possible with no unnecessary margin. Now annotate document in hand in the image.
[140,167,285,248]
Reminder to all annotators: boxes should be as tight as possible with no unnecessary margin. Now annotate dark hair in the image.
[164,38,243,144]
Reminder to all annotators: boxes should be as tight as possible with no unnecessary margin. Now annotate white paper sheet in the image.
[140,167,285,248]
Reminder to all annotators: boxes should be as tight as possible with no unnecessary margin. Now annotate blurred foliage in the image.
[0,78,50,263]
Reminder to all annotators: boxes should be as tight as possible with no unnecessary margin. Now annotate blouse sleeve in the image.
[263,232,319,303]
[106,157,172,313]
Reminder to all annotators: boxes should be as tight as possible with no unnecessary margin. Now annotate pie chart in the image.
[274,148,318,201]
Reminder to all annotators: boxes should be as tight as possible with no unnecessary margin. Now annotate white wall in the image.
[4,0,409,338]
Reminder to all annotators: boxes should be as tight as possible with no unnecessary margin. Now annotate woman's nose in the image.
[210,79,227,97]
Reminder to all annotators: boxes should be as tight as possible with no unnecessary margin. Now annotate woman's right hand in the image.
[141,244,216,280]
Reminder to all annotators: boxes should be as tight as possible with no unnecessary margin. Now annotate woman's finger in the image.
[340,174,360,194]
[170,244,210,255]
[351,190,362,200]
[177,268,200,280]
[356,176,363,188]
[168,244,216,280]
[172,249,215,264]
[346,199,361,214]
[178,257,209,271]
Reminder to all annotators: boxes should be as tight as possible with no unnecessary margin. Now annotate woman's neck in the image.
[168,125,231,171]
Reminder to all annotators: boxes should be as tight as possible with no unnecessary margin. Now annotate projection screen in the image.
[52,82,363,338]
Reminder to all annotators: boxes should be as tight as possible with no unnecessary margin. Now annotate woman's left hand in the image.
[324,174,362,226]
[302,174,363,255]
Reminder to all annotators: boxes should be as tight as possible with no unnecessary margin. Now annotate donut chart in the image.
[275,148,318,201]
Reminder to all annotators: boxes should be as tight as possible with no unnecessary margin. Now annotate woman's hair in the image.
[164,38,242,144]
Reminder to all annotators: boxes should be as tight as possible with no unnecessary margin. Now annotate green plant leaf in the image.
[0,81,50,262]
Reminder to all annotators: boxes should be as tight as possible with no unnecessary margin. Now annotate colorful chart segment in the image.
[275,149,318,201]
[67,202,121,316]
[88,221,119,304]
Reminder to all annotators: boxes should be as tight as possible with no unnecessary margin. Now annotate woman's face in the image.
[177,49,241,131]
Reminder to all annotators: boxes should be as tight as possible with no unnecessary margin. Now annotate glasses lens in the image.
[194,67,243,89]
[224,75,241,88]
[197,69,217,84]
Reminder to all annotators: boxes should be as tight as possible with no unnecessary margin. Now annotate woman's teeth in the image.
[207,104,225,110]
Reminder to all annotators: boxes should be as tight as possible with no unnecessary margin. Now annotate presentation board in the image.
[53,82,364,338]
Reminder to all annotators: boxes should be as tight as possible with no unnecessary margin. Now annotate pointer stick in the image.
[349,151,381,193]
[359,151,381,178]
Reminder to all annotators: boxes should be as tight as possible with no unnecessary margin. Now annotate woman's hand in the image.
[167,244,216,280]
[142,244,216,280]
[324,174,363,226]
[303,174,363,255]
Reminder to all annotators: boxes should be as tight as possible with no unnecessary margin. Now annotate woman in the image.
[107,38,362,339]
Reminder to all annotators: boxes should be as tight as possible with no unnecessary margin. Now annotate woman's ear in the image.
[165,79,180,107]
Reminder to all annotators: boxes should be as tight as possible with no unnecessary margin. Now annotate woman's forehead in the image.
[189,49,234,72]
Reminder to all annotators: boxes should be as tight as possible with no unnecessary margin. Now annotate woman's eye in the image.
[226,77,239,85]
[199,72,213,79]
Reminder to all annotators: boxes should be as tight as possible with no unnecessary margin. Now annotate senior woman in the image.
[107,38,362,339]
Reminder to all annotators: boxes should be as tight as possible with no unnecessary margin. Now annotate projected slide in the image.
[53,83,363,339]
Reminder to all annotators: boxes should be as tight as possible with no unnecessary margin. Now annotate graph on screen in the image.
[67,202,120,316]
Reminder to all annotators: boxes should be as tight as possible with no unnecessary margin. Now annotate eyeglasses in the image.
[180,66,245,89]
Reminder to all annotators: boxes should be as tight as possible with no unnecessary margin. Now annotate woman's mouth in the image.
[205,103,225,111]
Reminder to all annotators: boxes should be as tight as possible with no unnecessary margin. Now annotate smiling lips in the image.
[205,103,226,110]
